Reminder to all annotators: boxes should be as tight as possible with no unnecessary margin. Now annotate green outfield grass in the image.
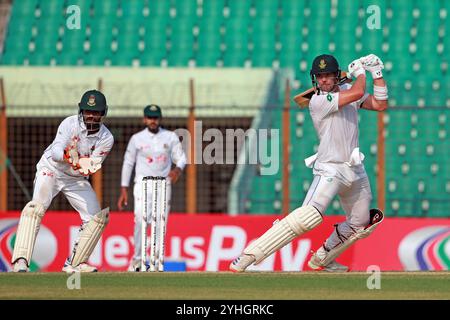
[0,272,449,300]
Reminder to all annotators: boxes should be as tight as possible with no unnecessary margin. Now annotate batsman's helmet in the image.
[310,54,341,89]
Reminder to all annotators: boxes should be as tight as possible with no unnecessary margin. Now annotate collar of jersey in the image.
[147,128,163,136]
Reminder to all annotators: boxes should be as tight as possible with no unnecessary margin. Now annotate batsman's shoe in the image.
[62,262,98,273]
[308,252,349,273]
[13,258,29,272]
[229,254,255,273]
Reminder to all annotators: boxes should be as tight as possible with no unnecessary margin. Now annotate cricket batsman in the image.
[230,53,388,272]
[11,90,114,273]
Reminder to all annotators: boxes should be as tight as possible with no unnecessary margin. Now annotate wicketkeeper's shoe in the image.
[62,262,98,273]
[229,254,255,272]
[13,258,29,272]
[308,251,349,273]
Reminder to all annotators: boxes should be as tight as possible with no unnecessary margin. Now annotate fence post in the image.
[0,78,7,211]
[282,79,291,216]
[186,78,197,214]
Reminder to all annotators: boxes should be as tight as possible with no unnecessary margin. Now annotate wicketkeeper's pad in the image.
[12,201,46,265]
[70,208,109,267]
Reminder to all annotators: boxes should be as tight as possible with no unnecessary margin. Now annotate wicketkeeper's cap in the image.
[144,104,162,118]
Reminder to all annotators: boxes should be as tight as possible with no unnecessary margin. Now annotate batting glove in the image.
[78,157,102,175]
[347,59,366,78]
[360,54,384,79]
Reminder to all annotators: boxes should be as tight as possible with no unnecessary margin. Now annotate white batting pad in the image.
[244,205,323,264]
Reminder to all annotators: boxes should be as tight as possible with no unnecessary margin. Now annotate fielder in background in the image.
[230,53,388,272]
[118,104,186,272]
[11,90,114,273]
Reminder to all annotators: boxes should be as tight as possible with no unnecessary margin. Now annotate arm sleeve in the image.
[120,136,137,187]
[170,133,187,170]
[91,132,114,165]
[309,92,339,119]
[51,118,72,162]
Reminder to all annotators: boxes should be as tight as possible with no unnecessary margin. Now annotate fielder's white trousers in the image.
[302,173,373,251]
[132,180,172,261]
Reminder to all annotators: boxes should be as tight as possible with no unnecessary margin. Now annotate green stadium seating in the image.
[28,52,54,65]
[10,0,38,18]
[148,0,172,18]
[0,51,27,65]
[93,0,119,16]
[227,0,252,18]
[56,52,81,66]
[174,0,198,18]
[196,15,222,66]
[82,53,106,66]
[37,0,65,16]
[280,0,307,18]
[120,0,146,17]
[201,0,225,17]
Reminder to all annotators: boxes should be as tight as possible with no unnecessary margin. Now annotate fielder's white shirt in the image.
[307,83,369,185]
[38,115,114,177]
[121,127,187,187]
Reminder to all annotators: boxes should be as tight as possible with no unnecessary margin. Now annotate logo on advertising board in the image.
[0,219,58,272]
[398,226,450,271]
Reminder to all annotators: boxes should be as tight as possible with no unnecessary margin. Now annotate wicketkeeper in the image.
[230,53,388,272]
[11,90,114,273]
[118,104,186,272]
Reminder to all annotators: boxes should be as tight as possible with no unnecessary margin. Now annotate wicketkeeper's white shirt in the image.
[307,83,369,185]
[120,127,187,186]
[38,115,114,177]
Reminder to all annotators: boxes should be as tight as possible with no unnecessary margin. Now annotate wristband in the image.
[374,85,388,100]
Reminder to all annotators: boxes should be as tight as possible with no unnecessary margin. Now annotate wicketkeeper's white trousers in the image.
[33,165,101,222]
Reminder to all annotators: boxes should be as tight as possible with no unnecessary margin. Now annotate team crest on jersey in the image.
[87,95,96,106]
[318,59,327,69]
[163,143,168,149]
[327,94,333,101]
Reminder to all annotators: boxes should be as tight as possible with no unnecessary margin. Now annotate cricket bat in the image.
[293,71,353,108]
